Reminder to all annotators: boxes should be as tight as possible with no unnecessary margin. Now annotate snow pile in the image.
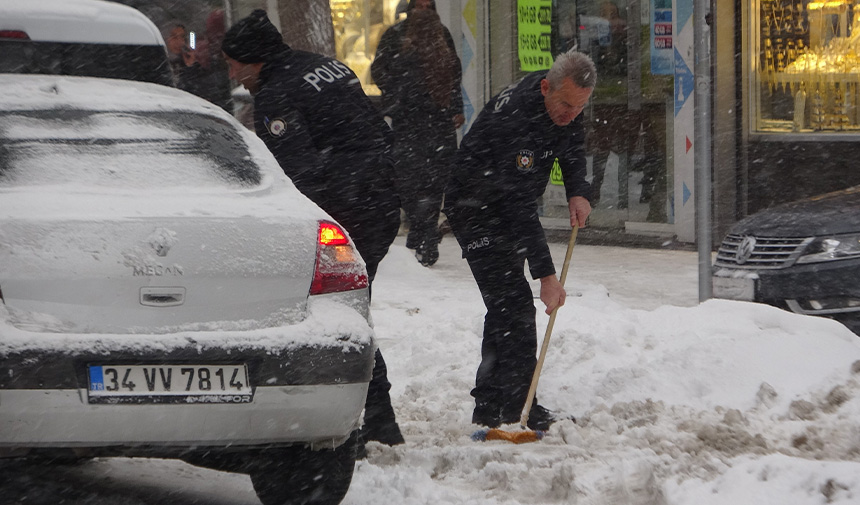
[351,239,860,505]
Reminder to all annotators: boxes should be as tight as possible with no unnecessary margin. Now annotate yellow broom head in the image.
[471,427,546,444]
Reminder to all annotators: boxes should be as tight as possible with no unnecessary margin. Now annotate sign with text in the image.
[518,0,553,71]
[550,158,563,185]
[651,0,674,75]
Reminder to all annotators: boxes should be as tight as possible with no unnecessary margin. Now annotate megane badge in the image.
[736,236,757,265]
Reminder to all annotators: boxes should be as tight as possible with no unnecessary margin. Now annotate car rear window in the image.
[0,41,174,87]
[0,110,261,189]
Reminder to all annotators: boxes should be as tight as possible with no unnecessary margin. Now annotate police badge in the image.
[264,117,287,137]
[515,149,535,173]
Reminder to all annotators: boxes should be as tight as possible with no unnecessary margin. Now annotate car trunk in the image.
[0,215,318,334]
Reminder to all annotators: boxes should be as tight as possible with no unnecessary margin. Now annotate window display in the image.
[330,0,402,95]
[754,0,860,132]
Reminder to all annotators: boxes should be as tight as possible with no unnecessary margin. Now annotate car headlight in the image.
[796,234,860,264]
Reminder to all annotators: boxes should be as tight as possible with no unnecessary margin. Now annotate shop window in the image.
[752,0,860,133]
[545,1,671,226]
[330,0,403,95]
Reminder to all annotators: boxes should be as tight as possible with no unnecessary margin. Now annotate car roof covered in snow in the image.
[0,74,229,117]
[0,0,165,46]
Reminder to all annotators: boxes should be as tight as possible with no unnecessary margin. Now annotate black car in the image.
[713,186,860,335]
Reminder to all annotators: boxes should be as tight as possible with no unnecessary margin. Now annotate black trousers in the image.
[390,114,457,250]
[447,208,538,417]
[330,201,402,427]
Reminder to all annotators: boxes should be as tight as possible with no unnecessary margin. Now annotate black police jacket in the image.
[444,71,591,280]
[253,47,396,221]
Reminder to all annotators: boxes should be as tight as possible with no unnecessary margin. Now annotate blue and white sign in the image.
[673,0,695,242]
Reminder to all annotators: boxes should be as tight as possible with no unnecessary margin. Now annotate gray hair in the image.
[546,50,597,90]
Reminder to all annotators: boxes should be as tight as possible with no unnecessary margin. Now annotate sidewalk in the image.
[393,230,701,311]
[435,215,696,251]
[546,225,696,250]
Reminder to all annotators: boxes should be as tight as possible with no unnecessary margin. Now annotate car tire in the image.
[249,430,358,505]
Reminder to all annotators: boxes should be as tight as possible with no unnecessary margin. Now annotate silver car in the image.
[0,74,375,505]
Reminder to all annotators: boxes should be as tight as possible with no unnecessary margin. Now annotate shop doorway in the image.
[546,0,674,234]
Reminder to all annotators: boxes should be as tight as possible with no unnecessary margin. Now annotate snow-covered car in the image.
[0,74,374,505]
[713,186,860,336]
[0,0,173,86]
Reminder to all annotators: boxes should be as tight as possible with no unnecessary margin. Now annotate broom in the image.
[471,226,579,444]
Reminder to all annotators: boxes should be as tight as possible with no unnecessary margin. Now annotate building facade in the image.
[220,0,725,243]
[713,0,860,240]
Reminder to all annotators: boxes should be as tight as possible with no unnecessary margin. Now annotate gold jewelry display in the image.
[763,0,860,131]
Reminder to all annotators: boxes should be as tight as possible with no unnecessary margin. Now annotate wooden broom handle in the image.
[520,226,579,428]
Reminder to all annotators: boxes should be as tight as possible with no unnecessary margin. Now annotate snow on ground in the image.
[349,236,860,505]
[4,236,860,504]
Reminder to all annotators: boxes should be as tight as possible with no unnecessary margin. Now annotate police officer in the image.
[221,10,403,446]
[443,50,596,430]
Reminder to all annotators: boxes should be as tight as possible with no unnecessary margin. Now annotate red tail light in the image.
[319,222,349,246]
[0,31,30,40]
[310,221,368,295]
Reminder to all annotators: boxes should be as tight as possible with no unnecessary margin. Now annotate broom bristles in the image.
[471,427,545,444]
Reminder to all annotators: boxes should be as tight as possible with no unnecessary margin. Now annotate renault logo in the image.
[148,227,178,257]
[736,236,757,265]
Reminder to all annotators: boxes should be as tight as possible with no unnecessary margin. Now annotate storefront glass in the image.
[542,0,673,227]
[752,0,860,133]
[330,0,404,95]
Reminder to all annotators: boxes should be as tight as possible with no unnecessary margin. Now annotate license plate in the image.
[87,364,252,404]
[712,276,755,302]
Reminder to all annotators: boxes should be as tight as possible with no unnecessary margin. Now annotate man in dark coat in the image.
[221,9,403,446]
[443,50,596,431]
[194,9,233,112]
[165,23,205,96]
[371,0,464,267]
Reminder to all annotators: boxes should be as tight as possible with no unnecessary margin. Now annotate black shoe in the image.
[525,404,576,431]
[472,402,502,428]
[359,421,404,447]
[415,241,439,267]
[523,404,557,431]
[498,403,571,431]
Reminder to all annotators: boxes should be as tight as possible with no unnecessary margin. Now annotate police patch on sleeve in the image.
[264,117,287,137]
[515,149,536,173]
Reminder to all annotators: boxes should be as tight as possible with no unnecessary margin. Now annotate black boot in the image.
[499,403,573,431]
[359,419,404,446]
[415,240,439,267]
[471,401,502,428]
[361,349,404,448]
[523,403,557,431]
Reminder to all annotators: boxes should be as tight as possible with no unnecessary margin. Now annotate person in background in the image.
[193,9,233,112]
[371,0,464,267]
[586,1,628,206]
[597,1,627,75]
[221,9,404,448]
[443,50,596,431]
[165,23,203,96]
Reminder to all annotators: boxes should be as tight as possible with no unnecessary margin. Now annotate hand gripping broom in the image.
[472,226,579,444]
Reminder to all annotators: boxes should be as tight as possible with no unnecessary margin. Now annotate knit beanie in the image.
[221,9,286,63]
[407,0,437,11]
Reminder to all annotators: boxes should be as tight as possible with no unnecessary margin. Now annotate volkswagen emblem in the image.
[736,236,757,265]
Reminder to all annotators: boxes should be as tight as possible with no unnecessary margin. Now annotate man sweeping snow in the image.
[443,50,596,431]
